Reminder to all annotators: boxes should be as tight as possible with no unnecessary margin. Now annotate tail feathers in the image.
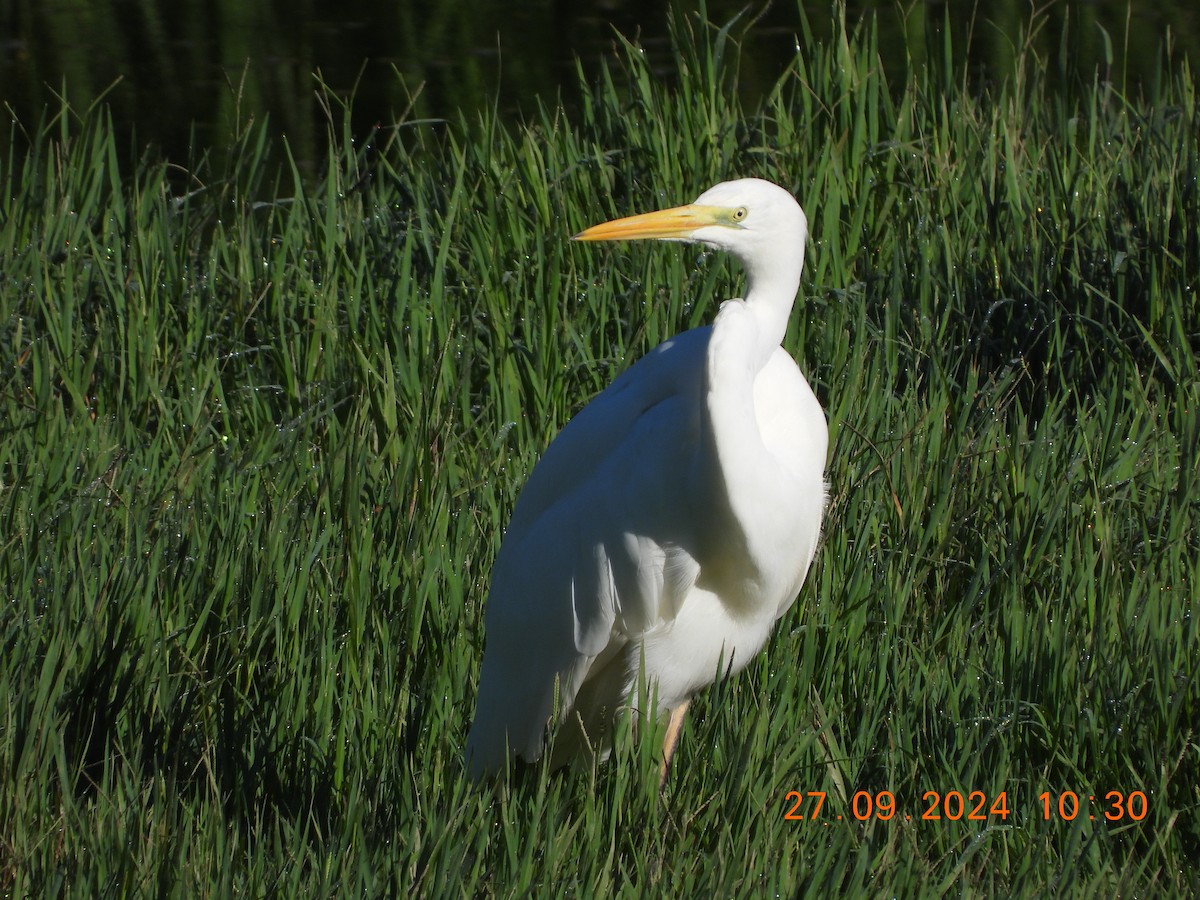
[464,660,555,781]
[465,641,624,780]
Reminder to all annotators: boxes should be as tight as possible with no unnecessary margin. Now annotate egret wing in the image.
[466,329,711,775]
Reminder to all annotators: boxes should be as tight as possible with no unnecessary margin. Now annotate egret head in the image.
[573,178,808,295]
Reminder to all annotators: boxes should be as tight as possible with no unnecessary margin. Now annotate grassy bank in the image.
[2,6,1197,895]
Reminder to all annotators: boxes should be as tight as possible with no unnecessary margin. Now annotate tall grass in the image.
[2,4,1197,895]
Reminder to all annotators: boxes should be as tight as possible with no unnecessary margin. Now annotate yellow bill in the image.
[572,204,735,242]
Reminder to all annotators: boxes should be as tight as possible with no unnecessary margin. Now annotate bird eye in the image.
[733,206,748,220]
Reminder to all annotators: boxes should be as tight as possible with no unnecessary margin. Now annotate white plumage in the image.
[466,178,827,781]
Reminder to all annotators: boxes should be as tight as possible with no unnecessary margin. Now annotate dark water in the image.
[1,0,1196,166]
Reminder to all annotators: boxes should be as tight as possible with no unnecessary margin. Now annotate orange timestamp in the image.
[783,790,1150,823]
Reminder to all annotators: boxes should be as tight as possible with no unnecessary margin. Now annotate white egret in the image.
[466,178,827,783]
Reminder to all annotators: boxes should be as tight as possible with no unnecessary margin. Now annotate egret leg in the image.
[658,698,691,788]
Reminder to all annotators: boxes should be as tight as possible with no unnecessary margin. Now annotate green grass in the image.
[2,4,1197,895]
